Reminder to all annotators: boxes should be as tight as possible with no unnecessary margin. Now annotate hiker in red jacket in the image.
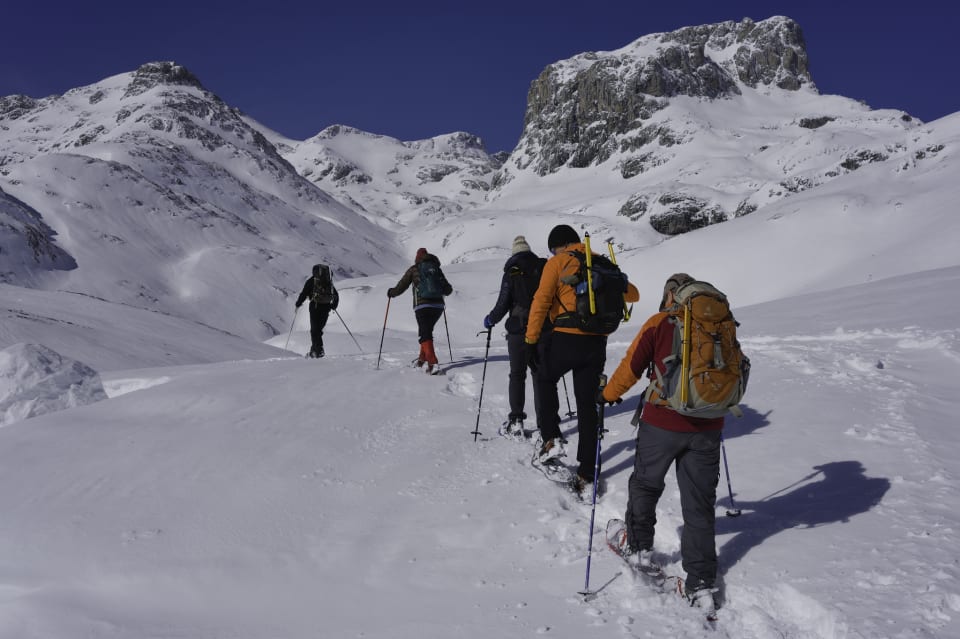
[601,273,722,613]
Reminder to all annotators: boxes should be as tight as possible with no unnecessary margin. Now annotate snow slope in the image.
[0,254,957,638]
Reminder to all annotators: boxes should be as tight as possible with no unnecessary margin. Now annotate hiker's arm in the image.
[525,258,559,343]
[486,272,512,325]
[388,267,413,297]
[604,313,662,402]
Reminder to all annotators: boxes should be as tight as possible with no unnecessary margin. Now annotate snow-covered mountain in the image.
[0,62,405,340]
[1,17,957,337]
[489,16,939,236]
[264,124,505,232]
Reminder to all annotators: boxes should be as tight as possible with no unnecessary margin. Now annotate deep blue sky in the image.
[3,1,956,153]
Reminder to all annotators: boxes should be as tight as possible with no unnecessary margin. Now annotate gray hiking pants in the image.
[626,420,721,587]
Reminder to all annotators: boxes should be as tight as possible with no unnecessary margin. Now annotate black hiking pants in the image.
[626,420,721,587]
[308,303,331,354]
[506,332,540,421]
[534,331,607,481]
[415,306,444,343]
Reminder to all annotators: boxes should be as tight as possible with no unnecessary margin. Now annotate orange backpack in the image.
[644,281,750,418]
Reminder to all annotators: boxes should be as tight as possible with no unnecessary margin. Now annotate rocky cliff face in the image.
[510,17,812,177]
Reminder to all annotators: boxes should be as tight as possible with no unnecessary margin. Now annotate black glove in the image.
[387,289,396,298]
[525,341,540,373]
[295,302,302,310]
[596,388,622,406]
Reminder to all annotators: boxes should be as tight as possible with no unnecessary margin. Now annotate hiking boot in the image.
[412,358,425,368]
[499,415,527,439]
[684,578,719,613]
[318,347,325,358]
[571,473,591,496]
[537,437,566,463]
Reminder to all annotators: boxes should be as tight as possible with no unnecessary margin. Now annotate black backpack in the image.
[504,256,546,333]
[416,259,447,299]
[554,251,629,334]
[311,265,336,305]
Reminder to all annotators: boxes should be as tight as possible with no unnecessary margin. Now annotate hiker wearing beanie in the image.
[600,273,724,614]
[482,235,548,436]
[524,224,639,494]
[387,247,453,374]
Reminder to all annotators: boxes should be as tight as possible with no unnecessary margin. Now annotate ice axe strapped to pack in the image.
[554,232,631,335]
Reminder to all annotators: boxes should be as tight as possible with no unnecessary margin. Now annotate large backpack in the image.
[311,264,337,305]
[554,251,630,335]
[504,256,546,333]
[416,259,447,299]
[643,280,750,418]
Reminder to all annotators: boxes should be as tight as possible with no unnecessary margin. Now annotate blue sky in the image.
[3,1,956,153]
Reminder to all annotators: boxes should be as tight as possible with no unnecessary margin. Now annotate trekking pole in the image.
[561,375,575,418]
[443,308,454,362]
[721,434,742,517]
[471,328,492,441]
[283,306,300,351]
[376,298,391,370]
[334,309,363,353]
[579,373,608,601]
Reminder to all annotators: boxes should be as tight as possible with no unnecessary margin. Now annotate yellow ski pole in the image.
[584,232,596,315]
[606,241,631,321]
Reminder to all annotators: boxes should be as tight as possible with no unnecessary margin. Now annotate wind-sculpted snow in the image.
[0,343,107,426]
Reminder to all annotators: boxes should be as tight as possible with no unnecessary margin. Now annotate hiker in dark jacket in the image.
[600,273,722,613]
[387,247,453,374]
[483,235,547,436]
[295,263,339,358]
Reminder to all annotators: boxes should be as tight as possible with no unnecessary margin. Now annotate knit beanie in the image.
[511,235,531,255]
[660,273,694,310]
[415,247,428,263]
[547,224,580,250]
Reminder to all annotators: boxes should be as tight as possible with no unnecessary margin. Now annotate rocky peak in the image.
[510,16,814,176]
[123,61,203,99]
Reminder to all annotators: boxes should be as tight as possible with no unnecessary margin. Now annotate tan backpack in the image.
[643,280,750,418]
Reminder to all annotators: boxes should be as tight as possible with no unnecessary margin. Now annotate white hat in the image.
[512,235,531,255]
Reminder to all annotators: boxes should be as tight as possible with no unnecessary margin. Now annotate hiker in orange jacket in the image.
[524,224,639,495]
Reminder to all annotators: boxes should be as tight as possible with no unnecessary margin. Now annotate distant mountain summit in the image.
[0,61,404,339]
[488,16,938,236]
[268,124,505,228]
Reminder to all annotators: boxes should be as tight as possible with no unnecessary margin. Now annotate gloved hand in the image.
[483,315,494,330]
[386,289,396,298]
[525,340,540,373]
[596,388,622,406]
[295,302,302,310]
